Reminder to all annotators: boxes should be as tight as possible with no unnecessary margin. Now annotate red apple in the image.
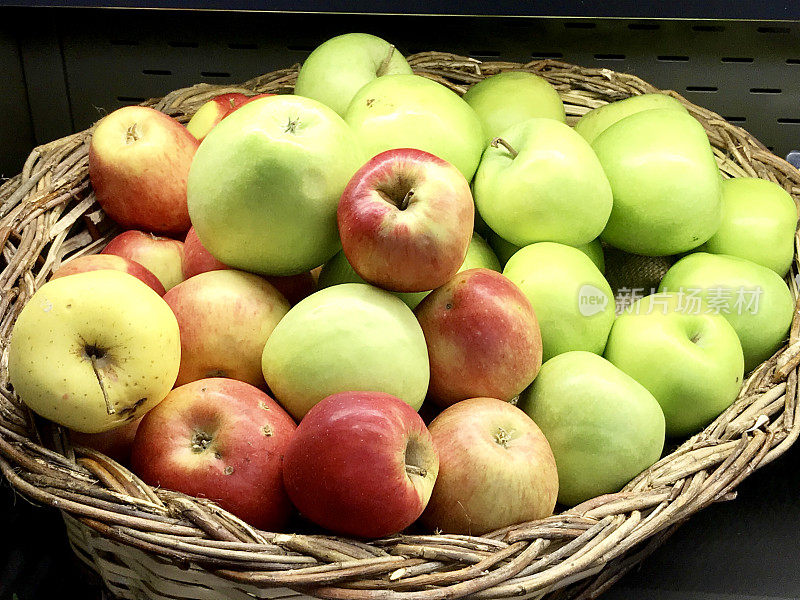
[88,106,198,235]
[131,378,297,531]
[70,417,143,464]
[421,397,559,535]
[337,148,474,293]
[182,226,316,305]
[182,226,228,279]
[50,254,165,295]
[103,230,185,291]
[186,93,249,142]
[237,92,275,108]
[415,268,543,407]
[283,391,439,538]
[163,269,290,387]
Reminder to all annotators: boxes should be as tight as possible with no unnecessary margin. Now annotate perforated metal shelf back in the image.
[5,10,800,174]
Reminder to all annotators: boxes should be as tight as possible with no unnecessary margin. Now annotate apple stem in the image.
[90,353,115,415]
[376,45,396,77]
[405,464,428,478]
[399,189,414,211]
[491,137,518,159]
[125,123,140,144]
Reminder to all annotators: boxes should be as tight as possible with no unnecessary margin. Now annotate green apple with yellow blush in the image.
[604,292,744,436]
[463,71,566,147]
[702,177,798,277]
[658,252,794,371]
[474,118,612,248]
[518,351,665,506]
[592,108,722,256]
[575,93,688,144]
[503,242,615,361]
[344,74,485,180]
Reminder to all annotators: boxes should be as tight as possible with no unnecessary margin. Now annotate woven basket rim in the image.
[1,52,800,600]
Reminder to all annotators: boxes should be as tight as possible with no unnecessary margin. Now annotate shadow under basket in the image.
[2,53,800,600]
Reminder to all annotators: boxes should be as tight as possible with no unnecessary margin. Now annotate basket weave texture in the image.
[2,52,800,600]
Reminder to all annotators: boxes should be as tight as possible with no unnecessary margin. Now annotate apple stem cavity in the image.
[405,464,428,478]
[376,45,396,77]
[191,430,213,454]
[491,137,518,159]
[88,351,115,415]
[125,123,140,145]
[399,189,414,211]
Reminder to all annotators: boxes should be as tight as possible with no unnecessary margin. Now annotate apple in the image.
[318,232,500,309]
[420,397,558,535]
[131,378,297,531]
[575,94,688,145]
[7,270,180,433]
[604,292,744,436]
[188,95,365,276]
[486,230,604,273]
[102,230,185,291]
[70,417,142,464]
[89,106,198,236]
[282,391,438,538]
[295,33,413,117]
[163,270,290,387]
[592,108,722,255]
[261,283,429,420]
[474,118,613,247]
[338,148,474,293]
[181,226,315,305]
[182,225,228,279]
[503,242,615,362]
[237,92,275,108]
[659,252,795,371]
[415,269,543,407]
[344,74,485,180]
[186,92,249,142]
[50,253,165,295]
[702,177,798,276]
[462,71,566,146]
[518,351,665,506]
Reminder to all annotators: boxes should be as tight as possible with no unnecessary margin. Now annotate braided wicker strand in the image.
[1,53,800,600]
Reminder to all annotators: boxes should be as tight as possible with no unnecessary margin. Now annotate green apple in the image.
[487,230,604,272]
[261,283,429,420]
[187,95,365,276]
[8,270,181,433]
[344,74,485,180]
[604,292,744,436]
[474,118,612,248]
[294,33,413,117]
[703,177,798,276]
[318,232,500,309]
[593,108,722,256]
[659,252,795,371]
[462,71,566,146]
[503,242,615,361]
[575,94,688,145]
[518,351,665,506]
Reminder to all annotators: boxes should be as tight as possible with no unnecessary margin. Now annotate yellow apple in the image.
[8,270,181,433]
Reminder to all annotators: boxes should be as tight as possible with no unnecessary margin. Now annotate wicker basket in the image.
[2,52,800,600]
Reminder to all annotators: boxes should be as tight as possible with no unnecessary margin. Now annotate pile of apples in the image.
[7,32,797,538]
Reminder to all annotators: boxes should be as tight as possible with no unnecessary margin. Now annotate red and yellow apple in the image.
[102,230,185,291]
[415,268,542,407]
[421,397,558,535]
[186,92,249,142]
[50,253,165,296]
[282,391,438,538]
[337,148,474,293]
[163,270,290,387]
[131,378,297,531]
[89,106,198,235]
